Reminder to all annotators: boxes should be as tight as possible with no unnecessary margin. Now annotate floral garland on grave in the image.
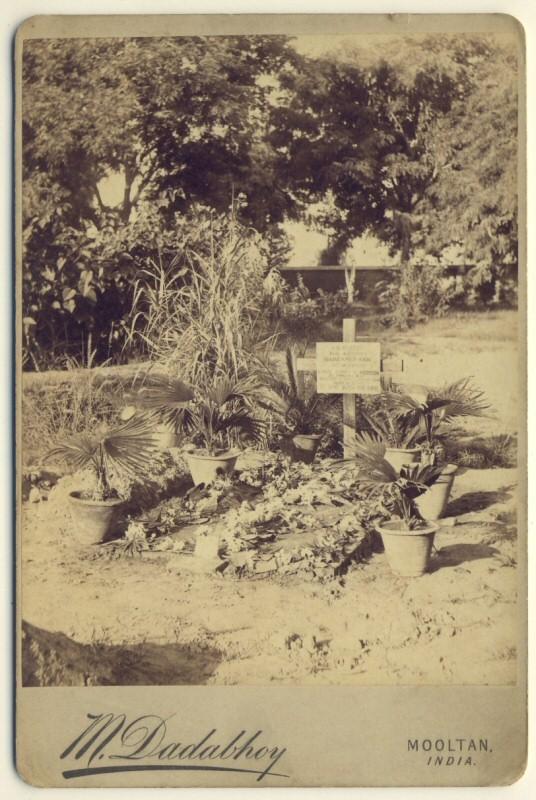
[200,454,383,580]
[96,451,383,581]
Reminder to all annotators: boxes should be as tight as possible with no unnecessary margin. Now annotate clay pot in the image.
[291,434,321,464]
[416,464,458,520]
[384,447,421,473]
[376,519,439,577]
[68,492,124,545]
[185,450,239,486]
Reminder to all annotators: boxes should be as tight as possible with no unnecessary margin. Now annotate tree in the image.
[270,34,518,274]
[422,41,518,277]
[269,54,383,249]
[21,36,298,367]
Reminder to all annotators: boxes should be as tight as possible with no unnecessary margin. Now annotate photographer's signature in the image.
[60,712,288,782]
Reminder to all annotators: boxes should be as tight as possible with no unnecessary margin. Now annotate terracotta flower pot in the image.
[416,464,458,520]
[384,447,421,473]
[291,433,321,464]
[186,450,239,486]
[376,519,439,577]
[68,492,124,545]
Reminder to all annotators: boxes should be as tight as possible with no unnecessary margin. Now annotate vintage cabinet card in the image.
[15,12,527,788]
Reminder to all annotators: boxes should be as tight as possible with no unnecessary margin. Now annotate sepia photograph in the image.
[19,22,522,694]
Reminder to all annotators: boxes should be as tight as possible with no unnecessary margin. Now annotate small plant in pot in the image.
[351,432,443,577]
[46,417,159,546]
[260,348,339,463]
[356,382,422,472]
[124,376,194,449]
[383,377,489,519]
[161,375,267,486]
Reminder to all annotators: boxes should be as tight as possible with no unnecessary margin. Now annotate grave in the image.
[296,318,404,457]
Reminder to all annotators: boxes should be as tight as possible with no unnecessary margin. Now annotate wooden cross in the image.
[296,318,404,458]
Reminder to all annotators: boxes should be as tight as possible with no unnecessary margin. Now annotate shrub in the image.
[127,211,277,388]
[271,275,354,346]
[444,434,517,469]
[376,261,455,328]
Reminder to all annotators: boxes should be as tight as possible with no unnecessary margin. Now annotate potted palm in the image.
[46,416,159,545]
[136,374,267,485]
[351,433,443,577]
[124,376,194,448]
[260,348,339,463]
[384,378,489,519]
[356,397,422,472]
[184,376,267,484]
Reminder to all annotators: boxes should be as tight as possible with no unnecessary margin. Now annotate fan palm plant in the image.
[125,376,194,434]
[128,373,266,455]
[342,434,444,577]
[184,375,267,456]
[383,377,489,463]
[260,347,339,437]
[349,432,443,530]
[47,415,160,501]
[47,416,160,545]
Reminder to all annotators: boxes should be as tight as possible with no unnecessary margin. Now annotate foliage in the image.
[181,376,267,455]
[355,383,422,450]
[384,377,489,462]
[216,454,378,580]
[375,261,456,328]
[444,433,516,469]
[272,34,518,322]
[46,416,160,500]
[259,347,339,436]
[422,43,518,271]
[266,274,353,346]
[276,277,322,343]
[125,376,194,431]
[22,370,125,466]
[127,369,267,455]
[126,211,278,385]
[346,434,442,529]
[21,34,519,365]
[22,37,298,367]
[23,36,298,229]
[355,377,488,461]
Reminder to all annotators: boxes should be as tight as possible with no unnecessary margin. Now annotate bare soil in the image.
[21,464,518,686]
[20,310,521,686]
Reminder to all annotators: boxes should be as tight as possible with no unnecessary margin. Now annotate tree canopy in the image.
[21,33,519,367]
[270,35,518,267]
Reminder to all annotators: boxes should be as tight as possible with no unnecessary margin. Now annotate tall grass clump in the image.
[126,212,278,388]
[22,366,126,466]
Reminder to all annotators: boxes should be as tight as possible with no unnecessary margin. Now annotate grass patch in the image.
[445,433,517,469]
[22,372,127,466]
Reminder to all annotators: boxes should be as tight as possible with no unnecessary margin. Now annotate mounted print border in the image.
[15,12,527,788]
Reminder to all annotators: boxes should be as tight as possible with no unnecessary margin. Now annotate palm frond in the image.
[101,416,160,478]
[255,386,292,417]
[401,462,443,487]
[351,432,400,483]
[428,378,489,419]
[46,434,98,471]
[215,409,267,445]
[359,406,420,448]
[133,376,194,410]
[128,376,194,431]
[207,375,259,408]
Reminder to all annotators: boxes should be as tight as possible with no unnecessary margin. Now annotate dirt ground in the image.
[21,465,519,686]
[20,310,521,686]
